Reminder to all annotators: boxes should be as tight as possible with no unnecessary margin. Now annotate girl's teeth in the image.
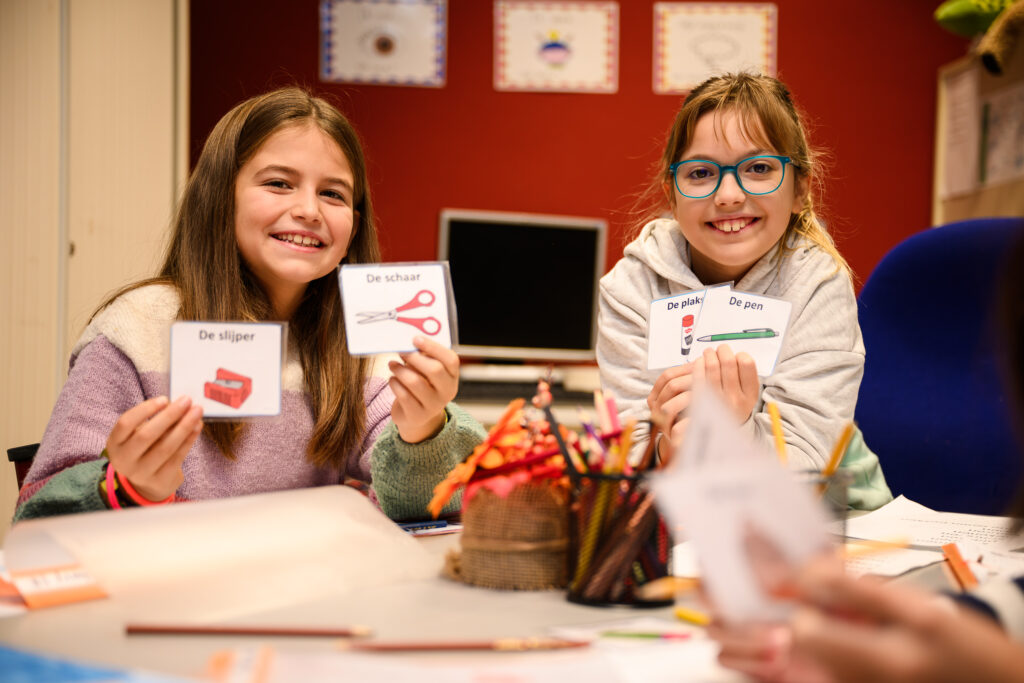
[276,234,321,246]
[713,218,751,233]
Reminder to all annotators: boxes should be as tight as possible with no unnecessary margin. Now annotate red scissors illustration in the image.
[356,289,441,335]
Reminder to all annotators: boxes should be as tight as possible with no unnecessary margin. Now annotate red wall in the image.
[191,1,968,285]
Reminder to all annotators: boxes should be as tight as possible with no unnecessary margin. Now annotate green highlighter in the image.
[696,327,777,342]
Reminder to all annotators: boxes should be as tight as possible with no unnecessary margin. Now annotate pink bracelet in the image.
[116,470,176,506]
[104,462,122,510]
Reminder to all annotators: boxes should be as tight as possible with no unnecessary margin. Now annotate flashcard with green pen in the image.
[339,262,456,355]
[647,285,791,376]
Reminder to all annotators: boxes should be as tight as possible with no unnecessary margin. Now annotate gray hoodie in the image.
[598,217,865,471]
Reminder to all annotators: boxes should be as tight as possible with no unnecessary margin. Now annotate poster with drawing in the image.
[320,0,447,87]
[653,2,777,94]
[495,1,619,93]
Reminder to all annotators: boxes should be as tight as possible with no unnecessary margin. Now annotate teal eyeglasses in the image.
[670,154,793,199]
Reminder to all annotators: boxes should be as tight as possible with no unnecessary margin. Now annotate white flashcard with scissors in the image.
[340,262,456,355]
[687,287,792,376]
[169,321,286,419]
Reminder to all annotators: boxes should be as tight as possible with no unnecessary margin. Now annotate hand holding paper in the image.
[649,388,833,623]
[388,336,459,443]
[105,395,203,502]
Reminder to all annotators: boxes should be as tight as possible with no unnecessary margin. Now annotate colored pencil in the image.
[600,631,691,640]
[126,624,372,638]
[341,637,590,652]
[634,575,700,600]
[673,606,712,627]
[941,542,979,590]
[766,402,786,465]
[823,422,855,478]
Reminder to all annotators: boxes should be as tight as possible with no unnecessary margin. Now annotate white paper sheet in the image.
[4,486,441,621]
[844,495,1020,551]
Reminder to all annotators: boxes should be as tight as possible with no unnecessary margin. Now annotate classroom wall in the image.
[191,1,968,285]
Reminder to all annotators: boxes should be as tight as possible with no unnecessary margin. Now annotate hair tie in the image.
[104,462,123,510]
[115,470,177,506]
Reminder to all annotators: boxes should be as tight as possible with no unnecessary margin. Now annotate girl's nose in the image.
[714,171,745,205]
[291,190,321,223]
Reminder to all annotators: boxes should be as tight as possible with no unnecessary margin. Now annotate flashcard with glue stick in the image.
[647,285,791,376]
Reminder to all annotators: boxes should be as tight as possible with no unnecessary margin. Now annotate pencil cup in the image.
[798,469,853,539]
[566,472,672,607]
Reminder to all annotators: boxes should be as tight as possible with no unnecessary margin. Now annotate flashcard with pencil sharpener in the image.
[647,284,792,376]
[169,322,286,419]
[339,262,456,355]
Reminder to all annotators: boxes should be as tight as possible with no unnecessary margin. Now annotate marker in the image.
[696,328,777,341]
[600,631,691,641]
[398,520,447,532]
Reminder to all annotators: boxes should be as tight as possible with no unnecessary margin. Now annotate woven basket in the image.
[444,481,569,590]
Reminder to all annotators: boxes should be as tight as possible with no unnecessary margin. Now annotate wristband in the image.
[104,462,123,510]
[116,470,176,506]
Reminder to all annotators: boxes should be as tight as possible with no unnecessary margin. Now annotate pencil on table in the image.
[674,606,712,627]
[766,402,786,465]
[125,624,372,638]
[341,637,590,652]
[941,542,979,591]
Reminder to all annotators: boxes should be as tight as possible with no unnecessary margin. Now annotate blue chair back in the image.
[855,217,1024,515]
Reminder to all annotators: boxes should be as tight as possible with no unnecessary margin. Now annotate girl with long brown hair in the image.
[15,87,484,521]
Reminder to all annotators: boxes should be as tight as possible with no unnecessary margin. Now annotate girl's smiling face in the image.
[671,108,805,284]
[234,123,356,318]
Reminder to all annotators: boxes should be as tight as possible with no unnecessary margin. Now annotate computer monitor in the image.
[438,208,607,362]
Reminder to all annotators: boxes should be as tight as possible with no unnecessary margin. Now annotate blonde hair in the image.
[98,87,379,469]
[641,72,849,275]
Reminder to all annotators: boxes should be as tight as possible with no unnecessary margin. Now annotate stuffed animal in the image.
[935,0,1015,37]
[977,0,1024,73]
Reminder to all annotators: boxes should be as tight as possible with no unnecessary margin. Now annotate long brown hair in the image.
[98,87,380,468]
[639,72,849,275]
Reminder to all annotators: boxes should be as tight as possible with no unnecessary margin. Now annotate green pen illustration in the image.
[696,328,778,342]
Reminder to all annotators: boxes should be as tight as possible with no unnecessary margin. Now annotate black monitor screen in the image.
[439,209,607,361]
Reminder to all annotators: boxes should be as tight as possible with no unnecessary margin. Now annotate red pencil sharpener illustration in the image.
[203,368,252,408]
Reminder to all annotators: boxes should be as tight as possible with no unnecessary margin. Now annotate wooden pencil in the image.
[125,623,372,638]
[341,637,590,652]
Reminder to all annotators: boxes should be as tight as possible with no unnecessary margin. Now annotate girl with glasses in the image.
[15,87,484,521]
[598,72,887,507]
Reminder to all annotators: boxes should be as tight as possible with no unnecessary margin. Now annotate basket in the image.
[444,481,569,590]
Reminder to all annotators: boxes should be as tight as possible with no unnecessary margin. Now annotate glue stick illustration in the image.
[681,314,695,356]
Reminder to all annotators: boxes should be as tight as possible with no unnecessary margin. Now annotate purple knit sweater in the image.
[16,285,484,521]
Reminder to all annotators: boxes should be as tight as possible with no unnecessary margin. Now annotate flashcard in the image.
[169,322,285,419]
[686,287,791,375]
[646,286,719,370]
[649,388,832,623]
[647,285,791,375]
[340,262,455,355]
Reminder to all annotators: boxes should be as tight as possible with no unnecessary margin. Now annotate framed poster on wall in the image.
[320,0,447,87]
[495,1,619,93]
[653,2,777,94]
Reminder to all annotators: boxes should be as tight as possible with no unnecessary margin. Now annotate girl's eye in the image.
[748,163,771,175]
[688,167,715,180]
[320,189,348,203]
[264,179,291,189]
